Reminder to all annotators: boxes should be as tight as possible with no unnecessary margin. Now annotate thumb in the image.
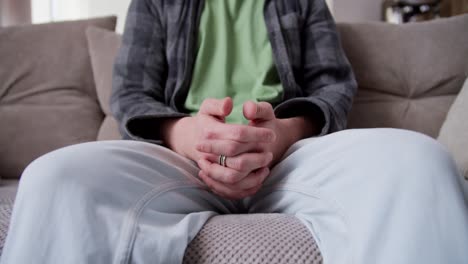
[199,97,233,118]
[243,101,275,122]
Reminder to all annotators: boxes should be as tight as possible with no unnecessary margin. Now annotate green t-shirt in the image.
[184,0,284,124]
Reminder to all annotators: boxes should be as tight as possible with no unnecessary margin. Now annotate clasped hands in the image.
[162,97,312,200]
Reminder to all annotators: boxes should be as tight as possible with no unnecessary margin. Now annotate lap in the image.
[9,129,468,264]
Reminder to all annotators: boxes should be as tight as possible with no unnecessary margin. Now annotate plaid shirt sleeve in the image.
[111,0,188,144]
[274,0,357,135]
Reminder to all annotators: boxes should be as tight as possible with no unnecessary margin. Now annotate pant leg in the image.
[244,128,468,264]
[1,140,237,264]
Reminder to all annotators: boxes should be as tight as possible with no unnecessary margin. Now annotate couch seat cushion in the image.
[0,182,19,255]
[184,214,322,264]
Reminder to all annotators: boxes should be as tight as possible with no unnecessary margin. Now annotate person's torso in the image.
[156,0,305,112]
[184,0,284,124]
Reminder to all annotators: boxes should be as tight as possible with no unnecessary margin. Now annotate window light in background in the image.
[30,0,334,33]
[0,0,31,26]
[32,0,88,24]
[32,0,129,32]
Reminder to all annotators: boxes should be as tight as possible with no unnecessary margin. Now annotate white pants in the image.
[2,129,467,264]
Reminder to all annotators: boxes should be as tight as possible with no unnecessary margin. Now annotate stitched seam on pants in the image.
[112,180,207,264]
[258,182,354,264]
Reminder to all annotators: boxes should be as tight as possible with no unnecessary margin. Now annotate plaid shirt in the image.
[111,0,357,144]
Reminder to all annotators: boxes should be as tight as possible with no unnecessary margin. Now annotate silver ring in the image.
[218,155,227,167]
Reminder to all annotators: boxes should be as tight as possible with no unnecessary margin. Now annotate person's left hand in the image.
[242,101,316,166]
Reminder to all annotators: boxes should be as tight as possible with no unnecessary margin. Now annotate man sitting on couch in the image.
[2,0,468,263]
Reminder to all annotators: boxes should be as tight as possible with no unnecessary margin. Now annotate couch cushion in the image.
[438,78,468,181]
[0,182,18,255]
[183,214,322,264]
[0,17,116,179]
[338,14,468,138]
[86,27,122,141]
[98,116,122,141]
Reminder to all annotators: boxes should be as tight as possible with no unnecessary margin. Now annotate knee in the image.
[19,142,120,197]
[305,128,454,168]
[352,129,459,186]
[298,129,459,185]
[364,128,453,166]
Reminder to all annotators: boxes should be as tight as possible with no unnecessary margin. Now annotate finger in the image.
[196,140,261,156]
[243,101,275,121]
[202,123,276,143]
[199,170,266,200]
[197,159,249,184]
[199,97,233,118]
[201,173,261,200]
[205,152,273,173]
[203,168,269,196]
[229,167,270,190]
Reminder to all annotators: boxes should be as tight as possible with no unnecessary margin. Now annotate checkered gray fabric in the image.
[111,0,357,143]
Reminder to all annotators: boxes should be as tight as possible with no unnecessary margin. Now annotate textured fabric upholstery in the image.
[0,17,117,180]
[339,14,468,138]
[0,183,18,255]
[439,78,468,180]
[86,27,123,141]
[183,214,322,264]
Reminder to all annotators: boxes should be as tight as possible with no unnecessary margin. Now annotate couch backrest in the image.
[0,17,116,180]
[339,14,468,138]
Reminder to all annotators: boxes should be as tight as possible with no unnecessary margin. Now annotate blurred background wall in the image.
[0,0,334,30]
[30,0,129,32]
[22,0,333,32]
[334,0,383,22]
[0,0,467,30]
[1,0,31,26]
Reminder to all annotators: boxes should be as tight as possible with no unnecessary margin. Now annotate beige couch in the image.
[0,14,467,263]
